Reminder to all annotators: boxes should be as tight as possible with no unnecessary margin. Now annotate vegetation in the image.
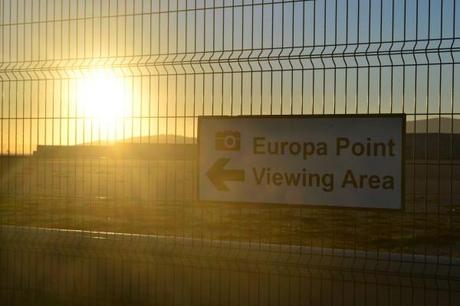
[1,157,459,256]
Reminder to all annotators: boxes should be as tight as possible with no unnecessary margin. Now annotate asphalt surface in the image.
[1,225,459,306]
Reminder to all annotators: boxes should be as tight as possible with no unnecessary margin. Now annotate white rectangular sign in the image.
[198,115,404,209]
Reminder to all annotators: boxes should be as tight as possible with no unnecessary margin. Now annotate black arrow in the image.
[206,158,245,191]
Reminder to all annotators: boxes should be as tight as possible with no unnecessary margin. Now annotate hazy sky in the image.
[0,0,459,153]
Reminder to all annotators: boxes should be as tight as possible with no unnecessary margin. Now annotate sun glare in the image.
[77,69,131,141]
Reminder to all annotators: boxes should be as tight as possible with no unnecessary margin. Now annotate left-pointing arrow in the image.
[206,158,245,191]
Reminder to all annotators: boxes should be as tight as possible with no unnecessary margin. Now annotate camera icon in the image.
[215,131,241,151]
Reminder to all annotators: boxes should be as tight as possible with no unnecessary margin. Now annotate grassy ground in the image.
[1,157,460,256]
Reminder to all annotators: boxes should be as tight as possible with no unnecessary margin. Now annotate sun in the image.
[76,69,131,140]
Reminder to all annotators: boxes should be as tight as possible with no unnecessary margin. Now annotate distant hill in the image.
[123,134,196,144]
[406,117,460,133]
[77,117,460,146]
[22,117,460,159]
[83,134,196,145]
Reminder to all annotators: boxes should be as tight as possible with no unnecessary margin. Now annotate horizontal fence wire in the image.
[1,0,460,305]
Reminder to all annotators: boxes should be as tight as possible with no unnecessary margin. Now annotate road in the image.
[1,225,459,306]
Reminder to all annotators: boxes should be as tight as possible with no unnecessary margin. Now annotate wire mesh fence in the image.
[1,0,460,305]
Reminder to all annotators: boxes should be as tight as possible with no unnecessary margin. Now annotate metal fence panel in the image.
[1,0,460,305]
